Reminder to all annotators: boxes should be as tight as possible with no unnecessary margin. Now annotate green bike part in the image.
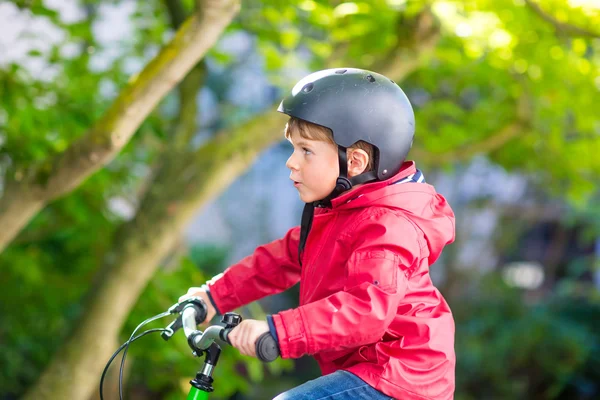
[187,387,210,400]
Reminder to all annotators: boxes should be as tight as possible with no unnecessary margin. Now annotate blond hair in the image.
[284,117,375,172]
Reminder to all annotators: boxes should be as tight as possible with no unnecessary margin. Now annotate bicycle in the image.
[100,297,280,400]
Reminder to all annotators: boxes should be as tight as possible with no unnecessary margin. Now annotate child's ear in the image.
[347,149,369,177]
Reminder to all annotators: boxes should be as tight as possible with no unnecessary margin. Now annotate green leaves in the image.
[454,274,600,399]
[403,0,600,204]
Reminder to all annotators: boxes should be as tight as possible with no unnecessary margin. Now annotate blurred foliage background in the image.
[0,0,599,399]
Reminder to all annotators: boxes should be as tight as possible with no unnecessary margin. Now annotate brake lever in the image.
[161,297,207,341]
[168,296,206,314]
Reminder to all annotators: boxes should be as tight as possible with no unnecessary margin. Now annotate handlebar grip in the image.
[255,332,280,362]
[220,327,232,345]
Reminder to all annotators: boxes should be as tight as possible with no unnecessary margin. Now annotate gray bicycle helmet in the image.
[278,67,415,187]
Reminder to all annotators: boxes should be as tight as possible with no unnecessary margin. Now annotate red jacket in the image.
[208,161,456,399]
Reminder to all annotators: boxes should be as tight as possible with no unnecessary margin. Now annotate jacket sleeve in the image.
[206,226,302,313]
[271,212,424,359]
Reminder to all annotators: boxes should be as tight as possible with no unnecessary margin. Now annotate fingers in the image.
[178,287,202,302]
[228,320,270,357]
[229,322,249,356]
[228,322,254,357]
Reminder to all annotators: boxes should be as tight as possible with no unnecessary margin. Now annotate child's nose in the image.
[286,154,299,171]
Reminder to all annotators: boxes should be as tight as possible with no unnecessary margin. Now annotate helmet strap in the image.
[298,202,315,265]
[350,170,378,186]
[333,146,352,193]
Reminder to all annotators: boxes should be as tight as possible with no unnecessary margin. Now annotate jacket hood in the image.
[331,161,456,265]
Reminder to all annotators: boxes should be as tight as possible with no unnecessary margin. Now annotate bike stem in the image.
[189,342,221,393]
[186,313,242,398]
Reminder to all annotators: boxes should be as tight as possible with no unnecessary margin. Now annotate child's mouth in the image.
[293,181,302,187]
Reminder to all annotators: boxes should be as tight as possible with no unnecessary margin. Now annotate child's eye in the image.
[302,147,312,155]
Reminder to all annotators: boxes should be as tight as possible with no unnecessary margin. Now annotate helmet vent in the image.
[335,69,347,74]
[302,83,314,93]
[366,74,376,83]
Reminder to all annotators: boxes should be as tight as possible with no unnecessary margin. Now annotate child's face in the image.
[286,129,339,203]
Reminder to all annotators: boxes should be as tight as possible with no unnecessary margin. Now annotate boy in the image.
[180,68,456,399]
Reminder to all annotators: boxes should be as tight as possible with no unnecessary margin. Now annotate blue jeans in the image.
[273,370,394,400]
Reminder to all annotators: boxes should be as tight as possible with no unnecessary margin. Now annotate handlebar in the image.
[101,297,281,399]
[168,297,280,362]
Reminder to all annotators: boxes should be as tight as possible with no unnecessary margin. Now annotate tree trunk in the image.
[0,0,240,254]
[0,182,44,250]
[24,8,442,399]
[22,215,184,400]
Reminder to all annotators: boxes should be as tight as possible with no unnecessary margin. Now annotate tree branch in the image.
[371,8,441,81]
[163,0,207,150]
[41,0,239,200]
[524,0,600,38]
[411,86,533,166]
[0,0,240,254]
[410,121,525,165]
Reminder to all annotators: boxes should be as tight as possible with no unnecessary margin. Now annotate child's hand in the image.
[227,319,270,357]
[178,287,216,325]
